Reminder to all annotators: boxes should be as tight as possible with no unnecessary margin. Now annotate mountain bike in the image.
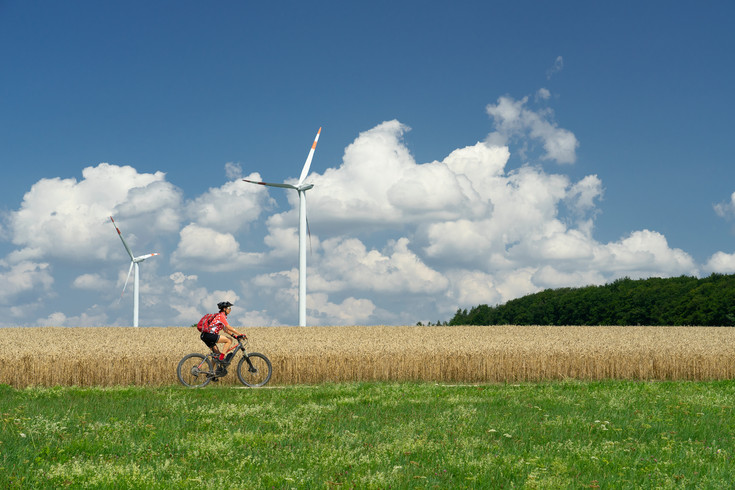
[177,336,272,388]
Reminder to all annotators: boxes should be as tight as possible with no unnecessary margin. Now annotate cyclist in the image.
[200,301,247,365]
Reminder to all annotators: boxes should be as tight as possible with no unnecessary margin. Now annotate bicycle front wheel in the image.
[177,353,213,388]
[237,353,272,387]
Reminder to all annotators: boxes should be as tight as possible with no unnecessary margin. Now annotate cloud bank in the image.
[0,93,731,326]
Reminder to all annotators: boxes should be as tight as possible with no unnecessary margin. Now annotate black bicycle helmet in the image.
[217,301,234,310]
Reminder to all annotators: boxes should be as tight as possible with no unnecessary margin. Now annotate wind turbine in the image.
[243,127,321,327]
[110,216,160,327]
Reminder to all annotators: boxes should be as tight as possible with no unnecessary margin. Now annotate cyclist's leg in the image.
[218,336,235,359]
[200,332,221,356]
[206,334,233,361]
[222,337,237,362]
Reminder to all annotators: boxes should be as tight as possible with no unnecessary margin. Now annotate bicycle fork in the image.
[241,346,258,373]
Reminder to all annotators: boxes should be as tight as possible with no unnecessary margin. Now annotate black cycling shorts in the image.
[200,331,220,348]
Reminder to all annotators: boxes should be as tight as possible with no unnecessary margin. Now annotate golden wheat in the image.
[1,325,734,387]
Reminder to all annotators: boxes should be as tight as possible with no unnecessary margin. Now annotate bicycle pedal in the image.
[212,377,219,382]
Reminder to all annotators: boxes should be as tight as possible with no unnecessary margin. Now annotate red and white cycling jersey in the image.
[204,312,229,334]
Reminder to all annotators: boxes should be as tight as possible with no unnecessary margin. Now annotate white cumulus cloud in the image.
[73,273,113,290]
[8,163,182,263]
[704,251,735,273]
[185,172,271,232]
[714,191,735,219]
[0,261,54,305]
[486,95,579,164]
[171,223,264,271]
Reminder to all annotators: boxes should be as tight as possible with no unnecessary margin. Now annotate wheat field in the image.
[2,325,735,387]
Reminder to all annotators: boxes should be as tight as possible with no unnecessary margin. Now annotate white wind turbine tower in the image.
[243,127,321,327]
[110,216,160,327]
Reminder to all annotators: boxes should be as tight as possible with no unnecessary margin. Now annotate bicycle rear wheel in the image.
[177,353,213,388]
[237,353,272,387]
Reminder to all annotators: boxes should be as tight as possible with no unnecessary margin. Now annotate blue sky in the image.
[1,1,734,327]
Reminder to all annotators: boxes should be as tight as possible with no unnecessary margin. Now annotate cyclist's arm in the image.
[224,325,247,339]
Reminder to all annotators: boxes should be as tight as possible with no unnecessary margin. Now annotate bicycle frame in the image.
[207,337,255,371]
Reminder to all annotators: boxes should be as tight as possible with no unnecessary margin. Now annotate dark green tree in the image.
[445,274,735,326]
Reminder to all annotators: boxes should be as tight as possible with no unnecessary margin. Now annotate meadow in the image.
[2,325,735,387]
[2,381,734,488]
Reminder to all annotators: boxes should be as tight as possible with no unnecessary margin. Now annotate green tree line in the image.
[448,274,735,326]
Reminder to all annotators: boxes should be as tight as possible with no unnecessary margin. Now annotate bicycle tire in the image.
[177,353,213,388]
[236,352,272,387]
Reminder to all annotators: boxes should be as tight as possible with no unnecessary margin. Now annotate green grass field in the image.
[2,381,734,488]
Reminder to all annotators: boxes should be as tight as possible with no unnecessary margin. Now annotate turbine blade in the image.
[121,261,134,297]
[298,127,321,186]
[300,188,312,255]
[306,214,313,256]
[135,252,160,262]
[110,216,135,260]
[243,179,298,190]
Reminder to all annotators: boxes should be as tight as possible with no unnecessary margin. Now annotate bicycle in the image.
[177,336,272,388]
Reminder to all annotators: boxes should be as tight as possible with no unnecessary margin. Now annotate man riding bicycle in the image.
[199,301,247,366]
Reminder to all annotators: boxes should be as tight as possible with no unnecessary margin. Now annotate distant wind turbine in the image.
[110,216,160,327]
[243,127,321,326]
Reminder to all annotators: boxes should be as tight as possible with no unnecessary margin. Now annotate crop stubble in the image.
[2,325,734,387]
